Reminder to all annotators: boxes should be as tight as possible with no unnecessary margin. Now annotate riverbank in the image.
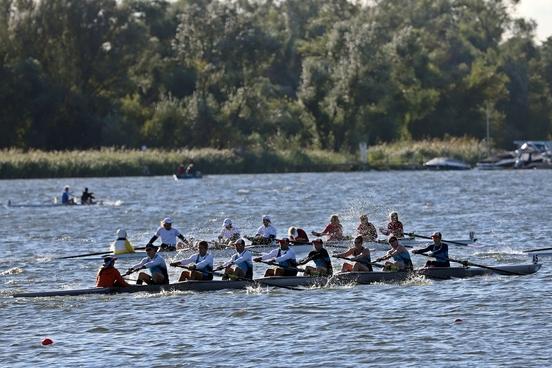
[0,137,486,179]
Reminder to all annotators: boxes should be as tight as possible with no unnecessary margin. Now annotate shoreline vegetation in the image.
[0,137,492,179]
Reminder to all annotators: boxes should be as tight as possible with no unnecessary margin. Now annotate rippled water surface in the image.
[1,171,552,367]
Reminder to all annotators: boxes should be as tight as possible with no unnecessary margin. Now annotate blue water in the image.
[1,171,551,367]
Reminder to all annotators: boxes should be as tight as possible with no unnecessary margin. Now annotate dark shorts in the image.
[280,267,298,276]
[426,260,450,268]
[160,244,176,252]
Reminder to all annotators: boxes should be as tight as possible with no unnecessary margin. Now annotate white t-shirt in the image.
[155,227,182,246]
[255,224,277,238]
[219,226,240,240]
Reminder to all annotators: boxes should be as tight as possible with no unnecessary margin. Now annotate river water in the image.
[1,171,551,367]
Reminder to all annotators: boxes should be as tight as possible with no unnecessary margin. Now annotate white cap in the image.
[262,215,271,222]
[288,227,298,237]
[162,217,172,225]
[116,229,127,238]
[223,218,232,226]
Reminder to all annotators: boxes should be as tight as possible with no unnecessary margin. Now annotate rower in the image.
[80,187,95,205]
[333,235,373,272]
[248,215,277,245]
[147,217,188,251]
[411,232,450,267]
[254,237,297,276]
[379,212,404,238]
[376,236,413,271]
[218,218,241,245]
[288,226,310,243]
[96,256,128,287]
[170,241,214,281]
[111,229,135,255]
[312,214,344,241]
[218,239,253,280]
[298,238,333,276]
[127,244,169,285]
[357,214,377,242]
[61,186,75,205]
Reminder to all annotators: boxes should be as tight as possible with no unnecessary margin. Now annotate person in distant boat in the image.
[376,236,413,271]
[176,163,186,176]
[110,229,135,255]
[80,187,95,205]
[96,256,129,288]
[218,238,253,280]
[247,215,277,245]
[218,218,241,245]
[312,214,344,241]
[186,161,197,176]
[411,232,450,267]
[333,236,373,272]
[254,238,297,276]
[298,238,333,276]
[379,212,404,238]
[170,240,214,281]
[357,214,377,242]
[61,186,76,205]
[127,244,169,285]
[147,217,188,251]
[288,226,310,243]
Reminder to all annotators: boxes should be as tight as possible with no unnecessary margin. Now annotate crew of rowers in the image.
[96,212,450,288]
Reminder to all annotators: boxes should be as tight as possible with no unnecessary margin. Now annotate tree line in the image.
[1,0,551,152]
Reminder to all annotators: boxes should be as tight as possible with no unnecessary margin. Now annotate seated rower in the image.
[254,238,297,277]
[312,214,345,241]
[96,256,128,287]
[218,218,241,245]
[334,235,373,272]
[218,239,253,280]
[376,236,413,271]
[110,229,135,255]
[298,238,333,276]
[80,187,95,205]
[61,186,76,205]
[147,217,188,251]
[170,240,214,281]
[288,226,310,243]
[247,215,277,245]
[127,244,169,285]
[411,232,450,267]
[357,214,377,242]
[379,212,404,238]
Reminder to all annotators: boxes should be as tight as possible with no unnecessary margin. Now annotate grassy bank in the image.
[0,137,488,179]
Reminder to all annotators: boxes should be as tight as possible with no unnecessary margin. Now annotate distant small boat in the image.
[173,172,203,180]
[423,157,471,170]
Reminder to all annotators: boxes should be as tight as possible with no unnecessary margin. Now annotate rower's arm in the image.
[177,233,189,244]
[275,251,295,263]
[147,235,158,245]
[260,248,278,261]
[195,254,214,269]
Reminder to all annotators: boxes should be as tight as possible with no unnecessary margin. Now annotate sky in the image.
[516,0,552,42]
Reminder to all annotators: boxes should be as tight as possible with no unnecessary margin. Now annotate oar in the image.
[57,246,147,260]
[523,246,552,253]
[405,232,470,247]
[415,253,525,276]
[332,255,385,268]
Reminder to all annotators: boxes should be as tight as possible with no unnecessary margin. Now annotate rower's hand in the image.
[215,265,225,271]
[169,262,180,267]
[253,257,262,262]
[125,268,134,275]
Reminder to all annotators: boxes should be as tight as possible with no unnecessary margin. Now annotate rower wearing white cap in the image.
[288,226,310,243]
[110,229,135,255]
[147,217,188,251]
[170,241,214,281]
[254,238,297,276]
[248,215,277,245]
[217,218,241,245]
[127,244,169,285]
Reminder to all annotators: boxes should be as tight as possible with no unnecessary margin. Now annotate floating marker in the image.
[454,319,463,324]
[41,338,54,345]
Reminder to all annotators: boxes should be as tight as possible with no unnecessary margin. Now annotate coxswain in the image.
[298,239,333,276]
[376,236,413,271]
[379,212,404,238]
[170,240,214,281]
[127,244,169,285]
[96,256,128,287]
[147,217,188,251]
[333,235,373,272]
[61,186,75,205]
[110,229,135,255]
[80,187,95,205]
[218,239,253,280]
[288,226,310,243]
[218,218,241,245]
[254,238,297,276]
[312,214,344,241]
[248,215,277,245]
[357,214,377,242]
[411,232,450,267]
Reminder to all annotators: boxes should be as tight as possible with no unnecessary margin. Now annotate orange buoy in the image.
[41,338,54,345]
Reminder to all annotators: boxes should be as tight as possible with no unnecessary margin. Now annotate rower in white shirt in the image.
[247,215,277,245]
[217,239,253,280]
[127,244,169,285]
[170,241,214,281]
[217,218,241,245]
[147,217,188,251]
[254,238,297,277]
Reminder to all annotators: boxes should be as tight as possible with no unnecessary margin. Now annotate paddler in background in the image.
[376,235,413,271]
[217,218,241,245]
[170,240,214,281]
[411,231,450,267]
[379,212,404,238]
[357,214,377,242]
[288,226,310,243]
[254,237,297,276]
[61,185,76,205]
[333,235,373,272]
[147,217,189,251]
[298,238,333,276]
[80,187,95,205]
[110,229,135,255]
[312,214,344,241]
[217,238,253,280]
[96,256,128,287]
[127,243,169,285]
[247,215,277,245]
